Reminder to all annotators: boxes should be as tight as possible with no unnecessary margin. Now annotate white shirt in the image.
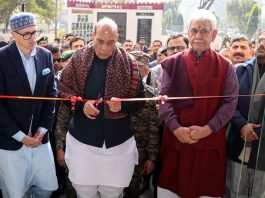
[17,45,37,93]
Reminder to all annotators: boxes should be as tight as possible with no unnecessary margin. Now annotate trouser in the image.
[0,144,58,198]
[157,187,221,198]
[225,159,265,198]
[72,184,124,198]
[23,186,52,198]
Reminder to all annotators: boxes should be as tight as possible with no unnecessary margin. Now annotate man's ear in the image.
[116,33,119,42]
[211,29,218,42]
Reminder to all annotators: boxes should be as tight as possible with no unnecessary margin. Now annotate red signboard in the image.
[67,0,164,10]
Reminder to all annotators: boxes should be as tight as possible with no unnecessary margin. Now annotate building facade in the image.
[67,0,163,46]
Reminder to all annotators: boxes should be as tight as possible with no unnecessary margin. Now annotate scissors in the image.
[94,93,103,108]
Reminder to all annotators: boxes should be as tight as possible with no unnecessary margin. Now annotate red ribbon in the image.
[0,94,264,103]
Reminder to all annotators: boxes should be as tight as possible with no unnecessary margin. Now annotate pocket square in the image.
[42,68,51,75]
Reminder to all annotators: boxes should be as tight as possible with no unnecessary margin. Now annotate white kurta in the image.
[65,132,138,187]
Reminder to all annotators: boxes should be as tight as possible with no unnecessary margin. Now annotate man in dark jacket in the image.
[0,12,58,198]
[226,33,265,198]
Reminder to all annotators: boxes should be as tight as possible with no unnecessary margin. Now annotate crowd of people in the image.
[0,8,265,198]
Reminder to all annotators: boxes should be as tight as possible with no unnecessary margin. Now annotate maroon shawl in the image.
[60,45,139,119]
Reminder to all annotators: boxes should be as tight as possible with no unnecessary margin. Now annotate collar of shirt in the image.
[16,43,37,61]
[16,43,37,93]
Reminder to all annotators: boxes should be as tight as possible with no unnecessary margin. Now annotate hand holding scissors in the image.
[83,94,103,119]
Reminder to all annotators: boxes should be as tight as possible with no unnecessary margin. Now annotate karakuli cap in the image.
[9,12,36,32]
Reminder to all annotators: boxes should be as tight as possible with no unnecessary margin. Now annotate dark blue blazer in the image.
[0,42,57,150]
[227,57,256,161]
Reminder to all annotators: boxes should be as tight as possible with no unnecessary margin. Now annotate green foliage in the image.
[162,0,182,32]
[163,9,173,30]
[0,1,19,21]
[245,3,261,37]
[58,28,66,39]
[226,0,259,34]
[0,0,64,31]
[0,0,20,31]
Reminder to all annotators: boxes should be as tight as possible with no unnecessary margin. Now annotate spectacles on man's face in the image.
[15,30,40,40]
[167,46,186,52]
[53,58,62,63]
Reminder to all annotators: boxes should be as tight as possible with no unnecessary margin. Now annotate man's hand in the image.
[241,123,260,142]
[33,131,44,142]
[57,148,66,167]
[140,160,155,176]
[83,99,102,119]
[22,135,41,148]
[106,97,121,113]
[173,127,198,144]
[190,125,212,140]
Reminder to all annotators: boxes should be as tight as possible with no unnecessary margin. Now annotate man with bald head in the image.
[58,17,145,197]
[219,47,231,61]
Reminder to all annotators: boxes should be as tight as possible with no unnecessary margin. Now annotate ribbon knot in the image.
[158,95,168,104]
[70,96,83,111]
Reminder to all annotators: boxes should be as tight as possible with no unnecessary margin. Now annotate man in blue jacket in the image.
[0,12,58,197]
[226,34,265,197]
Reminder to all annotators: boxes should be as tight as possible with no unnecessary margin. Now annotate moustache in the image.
[233,53,244,57]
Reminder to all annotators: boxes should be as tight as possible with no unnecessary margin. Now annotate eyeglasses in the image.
[167,46,186,51]
[15,30,40,40]
[53,58,62,63]
[189,28,211,36]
